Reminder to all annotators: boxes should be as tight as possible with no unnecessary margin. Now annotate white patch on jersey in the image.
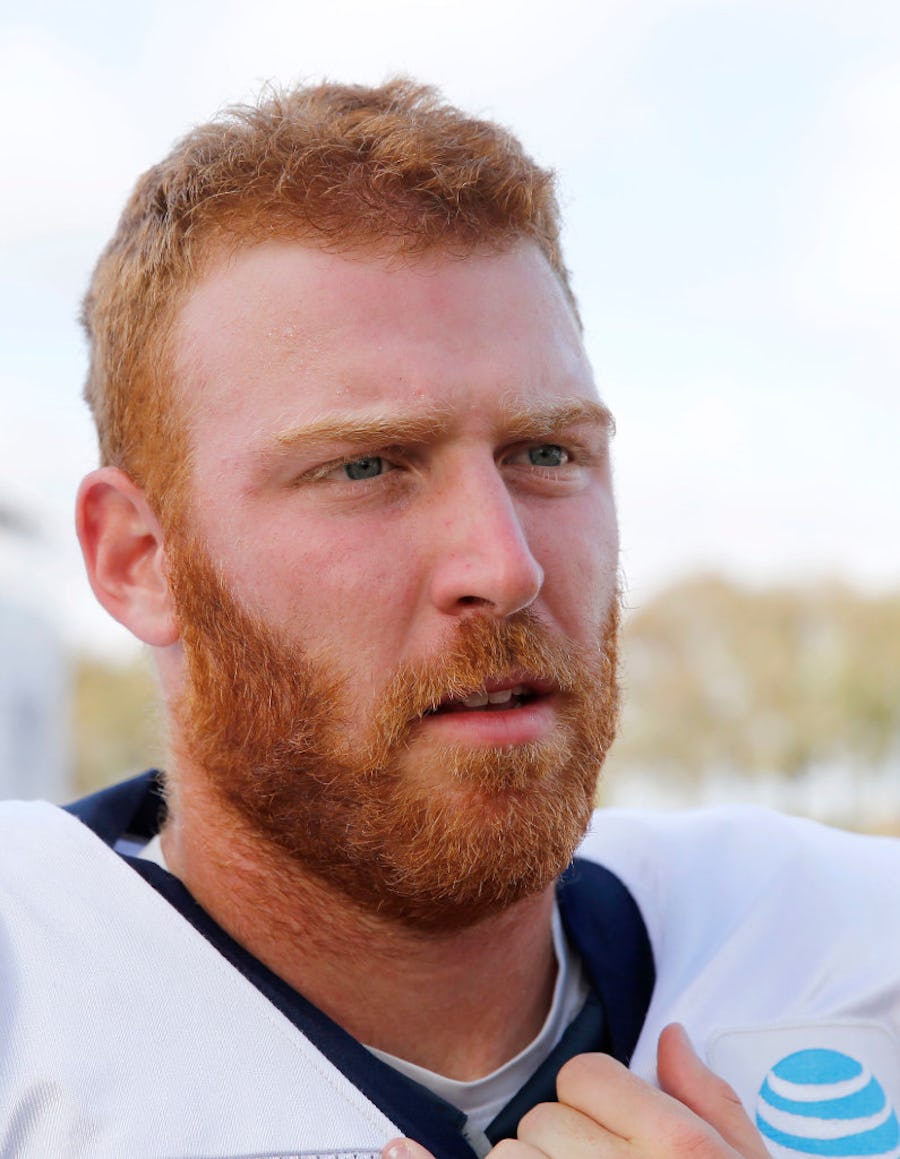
[708,1022,900,1159]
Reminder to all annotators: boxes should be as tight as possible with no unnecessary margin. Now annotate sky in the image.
[1,0,898,658]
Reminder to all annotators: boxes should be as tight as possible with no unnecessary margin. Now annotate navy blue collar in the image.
[557,856,655,1067]
[67,771,654,1157]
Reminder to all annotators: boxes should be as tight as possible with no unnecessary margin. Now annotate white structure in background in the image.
[0,504,68,802]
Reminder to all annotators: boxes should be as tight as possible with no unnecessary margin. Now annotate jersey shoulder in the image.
[577,804,900,1083]
[579,802,900,945]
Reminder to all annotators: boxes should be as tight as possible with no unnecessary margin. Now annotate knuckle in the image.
[664,1117,725,1159]
[517,1100,557,1137]
[718,1079,745,1109]
[490,1140,525,1159]
[556,1050,614,1095]
[700,1067,743,1106]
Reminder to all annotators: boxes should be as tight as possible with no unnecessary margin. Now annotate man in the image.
[1,79,898,1158]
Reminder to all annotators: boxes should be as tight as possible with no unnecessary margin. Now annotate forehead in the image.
[172,240,598,455]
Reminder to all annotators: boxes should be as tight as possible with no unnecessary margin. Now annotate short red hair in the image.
[81,79,575,520]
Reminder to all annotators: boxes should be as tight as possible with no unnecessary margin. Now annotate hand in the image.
[381,1023,769,1159]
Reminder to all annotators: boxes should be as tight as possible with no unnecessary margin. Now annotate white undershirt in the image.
[138,832,167,869]
[367,904,589,1140]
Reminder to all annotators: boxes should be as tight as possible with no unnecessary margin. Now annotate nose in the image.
[426,461,545,618]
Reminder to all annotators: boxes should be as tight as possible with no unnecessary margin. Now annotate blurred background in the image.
[1,0,898,828]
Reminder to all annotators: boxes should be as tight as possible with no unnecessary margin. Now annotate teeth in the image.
[459,684,527,709]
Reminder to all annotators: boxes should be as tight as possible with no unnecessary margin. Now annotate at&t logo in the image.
[757,1048,900,1158]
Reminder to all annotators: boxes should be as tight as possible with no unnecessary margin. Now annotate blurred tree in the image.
[71,652,166,795]
[607,576,900,786]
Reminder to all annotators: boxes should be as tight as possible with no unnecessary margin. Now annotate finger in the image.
[382,1138,439,1159]
[555,1052,701,1143]
[657,1024,770,1159]
[489,1137,553,1159]
[556,1052,742,1157]
[381,1137,550,1159]
[516,1099,631,1159]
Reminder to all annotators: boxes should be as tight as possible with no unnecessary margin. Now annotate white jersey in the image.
[583,807,900,1159]
[0,777,898,1158]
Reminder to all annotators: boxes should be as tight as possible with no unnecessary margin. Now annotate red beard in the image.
[167,539,620,931]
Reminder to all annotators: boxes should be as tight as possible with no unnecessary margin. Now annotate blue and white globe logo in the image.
[757,1049,900,1159]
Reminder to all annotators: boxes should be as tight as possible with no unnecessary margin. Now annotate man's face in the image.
[166,240,620,928]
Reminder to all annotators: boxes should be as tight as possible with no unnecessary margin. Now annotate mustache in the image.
[371,606,615,749]
[171,533,617,771]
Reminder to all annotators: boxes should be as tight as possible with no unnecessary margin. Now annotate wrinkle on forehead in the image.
[167,241,605,486]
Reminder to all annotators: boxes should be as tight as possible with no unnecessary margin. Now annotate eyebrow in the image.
[498,398,615,440]
[270,406,455,455]
[266,397,614,460]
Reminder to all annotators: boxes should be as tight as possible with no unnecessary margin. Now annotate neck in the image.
[160,766,558,1080]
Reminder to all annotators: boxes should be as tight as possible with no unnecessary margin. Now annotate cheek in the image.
[528,496,619,627]
[220,516,427,653]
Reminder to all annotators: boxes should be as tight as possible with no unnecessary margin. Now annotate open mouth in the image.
[424,683,545,715]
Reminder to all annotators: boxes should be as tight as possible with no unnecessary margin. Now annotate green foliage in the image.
[607,576,900,782]
[71,652,167,794]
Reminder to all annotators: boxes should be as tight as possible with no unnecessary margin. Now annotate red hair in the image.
[81,79,575,521]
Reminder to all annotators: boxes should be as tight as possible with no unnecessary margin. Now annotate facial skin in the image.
[161,239,620,928]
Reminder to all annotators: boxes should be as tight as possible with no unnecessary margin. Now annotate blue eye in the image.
[343,456,384,480]
[527,445,568,467]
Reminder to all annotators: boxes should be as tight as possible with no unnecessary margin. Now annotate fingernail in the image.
[383,1139,411,1159]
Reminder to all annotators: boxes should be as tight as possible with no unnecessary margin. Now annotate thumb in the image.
[657,1023,770,1159]
[382,1138,437,1159]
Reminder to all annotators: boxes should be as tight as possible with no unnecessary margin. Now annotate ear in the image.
[76,467,180,647]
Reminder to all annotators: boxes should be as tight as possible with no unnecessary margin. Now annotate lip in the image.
[429,673,557,712]
[478,675,556,697]
[417,691,558,747]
